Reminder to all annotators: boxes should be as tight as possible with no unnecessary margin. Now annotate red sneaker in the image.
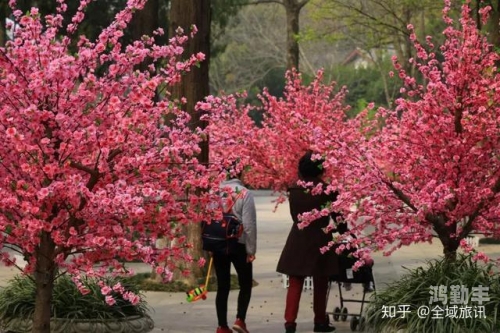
[216,326,233,333]
[232,318,249,333]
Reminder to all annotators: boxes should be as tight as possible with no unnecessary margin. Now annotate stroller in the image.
[326,245,375,332]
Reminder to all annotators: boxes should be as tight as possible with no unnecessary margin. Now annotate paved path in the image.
[0,191,499,333]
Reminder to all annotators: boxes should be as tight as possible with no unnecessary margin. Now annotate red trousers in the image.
[284,275,329,328]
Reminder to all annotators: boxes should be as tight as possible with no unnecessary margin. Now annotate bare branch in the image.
[107,148,122,162]
[297,0,309,10]
[69,161,98,176]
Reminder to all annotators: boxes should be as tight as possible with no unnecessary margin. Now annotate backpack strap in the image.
[222,190,246,214]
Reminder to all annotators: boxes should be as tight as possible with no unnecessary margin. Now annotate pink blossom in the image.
[135,207,145,216]
[6,128,17,137]
[93,237,106,247]
[198,257,206,267]
[80,288,91,295]
[128,294,140,305]
[112,282,124,293]
[163,269,173,282]
[101,286,112,295]
[473,252,489,263]
[37,188,50,200]
[105,295,116,306]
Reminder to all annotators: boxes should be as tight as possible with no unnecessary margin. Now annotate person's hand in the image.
[247,254,256,263]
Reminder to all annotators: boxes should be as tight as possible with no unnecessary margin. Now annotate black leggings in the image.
[213,243,253,327]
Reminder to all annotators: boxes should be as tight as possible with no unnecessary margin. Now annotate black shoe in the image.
[313,323,336,332]
[285,323,296,333]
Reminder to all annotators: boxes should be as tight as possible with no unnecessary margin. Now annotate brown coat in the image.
[276,181,339,277]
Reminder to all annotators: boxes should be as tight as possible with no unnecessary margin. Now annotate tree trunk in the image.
[432,217,459,262]
[32,231,56,333]
[438,233,459,262]
[0,1,7,47]
[131,0,159,71]
[443,243,458,262]
[284,0,300,71]
[486,0,500,49]
[168,0,210,286]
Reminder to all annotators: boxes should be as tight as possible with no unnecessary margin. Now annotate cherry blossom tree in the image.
[324,0,500,262]
[204,0,500,264]
[200,70,349,196]
[0,1,223,332]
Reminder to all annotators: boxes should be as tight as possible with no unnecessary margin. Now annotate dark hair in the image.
[336,222,349,234]
[298,151,324,178]
[225,159,243,179]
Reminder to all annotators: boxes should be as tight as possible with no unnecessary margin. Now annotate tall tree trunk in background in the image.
[0,1,7,46]
[284,0,300,71]
[131,0,159,40]
[169,0,211,285]
[131,0,164,283]
[282,0,308,71]
[131,0,159,71]
[486,0,500,49]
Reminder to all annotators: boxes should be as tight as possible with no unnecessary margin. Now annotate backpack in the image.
[201,191,245,255]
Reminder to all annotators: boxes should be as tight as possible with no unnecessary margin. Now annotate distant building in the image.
[342,46,396,69]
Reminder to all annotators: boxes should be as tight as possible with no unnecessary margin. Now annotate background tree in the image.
[328,61,401,116]
[210,5,287,95]
[131,0,159,49]
[245,0,310,71]
[310,0,446,74]
[282,0,309,70]
[168,0,211,285]
[0,1,223,332]
[306,0,452,114]
[474,0,500,48]
[0,2,7,46]
[208,3,344,107]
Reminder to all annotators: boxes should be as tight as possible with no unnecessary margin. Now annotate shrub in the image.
[365,254,500,333]
[0,275,150,322]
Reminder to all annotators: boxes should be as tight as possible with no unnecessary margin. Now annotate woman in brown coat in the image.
[276,151,339,333]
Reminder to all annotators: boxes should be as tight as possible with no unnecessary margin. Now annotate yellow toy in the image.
[186,256,213,302]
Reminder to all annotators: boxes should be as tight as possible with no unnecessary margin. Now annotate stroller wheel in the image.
[341,307,349,322]
[332,307,341,321]
[350,316,359,331]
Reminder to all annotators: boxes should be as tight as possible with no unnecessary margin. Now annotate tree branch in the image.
[297,0,309,10]
[383,180,418,212]
[459,173,500,239]
[69,161,98,176]
[107,148,122,162]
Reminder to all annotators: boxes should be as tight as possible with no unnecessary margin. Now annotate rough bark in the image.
[284,0,300,71]
[168,0,211,285]
[486,0,500,49]
[32,231,56,333]
[0,2,7,47]
[130,0,159,71]
[429,214,459,262]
